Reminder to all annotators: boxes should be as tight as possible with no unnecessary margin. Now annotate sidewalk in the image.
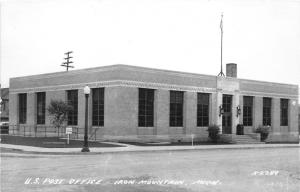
[1,142,299,154]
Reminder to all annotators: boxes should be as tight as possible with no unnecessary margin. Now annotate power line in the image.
[61,51,74,71]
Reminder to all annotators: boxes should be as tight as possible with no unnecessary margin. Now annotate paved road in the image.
[1,148,300,192]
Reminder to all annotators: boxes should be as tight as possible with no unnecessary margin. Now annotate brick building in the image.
[1,88,9,121]
[9,64,299,143]
[299,106,300,133]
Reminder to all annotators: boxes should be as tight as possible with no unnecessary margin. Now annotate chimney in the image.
[226,63,237,78]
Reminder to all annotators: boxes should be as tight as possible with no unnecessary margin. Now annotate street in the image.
[1,148,300,192]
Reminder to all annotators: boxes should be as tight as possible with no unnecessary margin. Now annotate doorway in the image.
[222,94,232,134]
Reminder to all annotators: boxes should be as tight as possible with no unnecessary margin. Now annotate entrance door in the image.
[222,95,232,134]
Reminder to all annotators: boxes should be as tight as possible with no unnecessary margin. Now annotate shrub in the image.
[207,124,220,143]
[47,100,73,129]
[255,125,271,141]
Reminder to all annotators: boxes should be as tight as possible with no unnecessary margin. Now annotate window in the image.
[263,97,272,126]
[1,100,6,111]
[280,99,288,126]
[222,95,232,113]
[170,91,184,127]
[92,88,104,126]
[36,92,46,124]
[197,93,209,127]
[67,90,78,125]
[138,88,155,127]
[19,93,27,124]
[243,96,253,126]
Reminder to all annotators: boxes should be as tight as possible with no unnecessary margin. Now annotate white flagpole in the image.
[218,13,225,76]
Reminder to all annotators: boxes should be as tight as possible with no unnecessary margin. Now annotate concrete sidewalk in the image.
[1,142,299,154]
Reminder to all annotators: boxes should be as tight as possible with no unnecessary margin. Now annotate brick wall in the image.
[8,65,299,143]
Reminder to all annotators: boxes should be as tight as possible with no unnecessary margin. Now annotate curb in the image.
[1,143,299,155]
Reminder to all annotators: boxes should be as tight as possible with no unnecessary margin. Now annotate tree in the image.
[47,100,73,129]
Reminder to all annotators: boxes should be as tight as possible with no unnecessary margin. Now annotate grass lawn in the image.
[0,135,124,148]
[119,141,231,146]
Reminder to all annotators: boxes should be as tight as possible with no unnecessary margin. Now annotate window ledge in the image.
[91,126,104,129]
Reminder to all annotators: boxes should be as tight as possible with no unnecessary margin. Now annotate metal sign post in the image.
[191,134,194,147]
[66,127,72,144]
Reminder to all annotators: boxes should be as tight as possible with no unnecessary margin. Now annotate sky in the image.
[1,0,300,97]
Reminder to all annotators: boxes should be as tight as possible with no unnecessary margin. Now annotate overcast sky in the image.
[1,0,300,96]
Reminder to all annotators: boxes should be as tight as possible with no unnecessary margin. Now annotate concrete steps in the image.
[232,135,264,144]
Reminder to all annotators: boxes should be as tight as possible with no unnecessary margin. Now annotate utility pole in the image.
[218,13,225,77]
[61,51,74,71]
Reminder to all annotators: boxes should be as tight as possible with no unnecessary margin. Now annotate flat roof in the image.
[10,64,298,88]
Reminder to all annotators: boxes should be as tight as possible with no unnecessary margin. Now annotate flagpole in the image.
[218,13,225,76]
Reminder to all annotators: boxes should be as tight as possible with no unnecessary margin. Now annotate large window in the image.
[170,91,184,127]
[280,99,289,126]
[67,90,78,125]
[138,88,155,127]
[263,97,272,126]
[197,93,209,127]
[222,95,232,113]
[92,88,105,126]
[243,96,253,126]
[18,93,27,124]
[36,92,46,124]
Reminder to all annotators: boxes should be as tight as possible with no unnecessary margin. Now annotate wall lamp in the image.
[219,105,224,117]
[236,105,241,117]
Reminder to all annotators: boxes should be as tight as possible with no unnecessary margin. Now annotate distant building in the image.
[0,88,9,121]
[299,106,300,133]
[8,64,299,143]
